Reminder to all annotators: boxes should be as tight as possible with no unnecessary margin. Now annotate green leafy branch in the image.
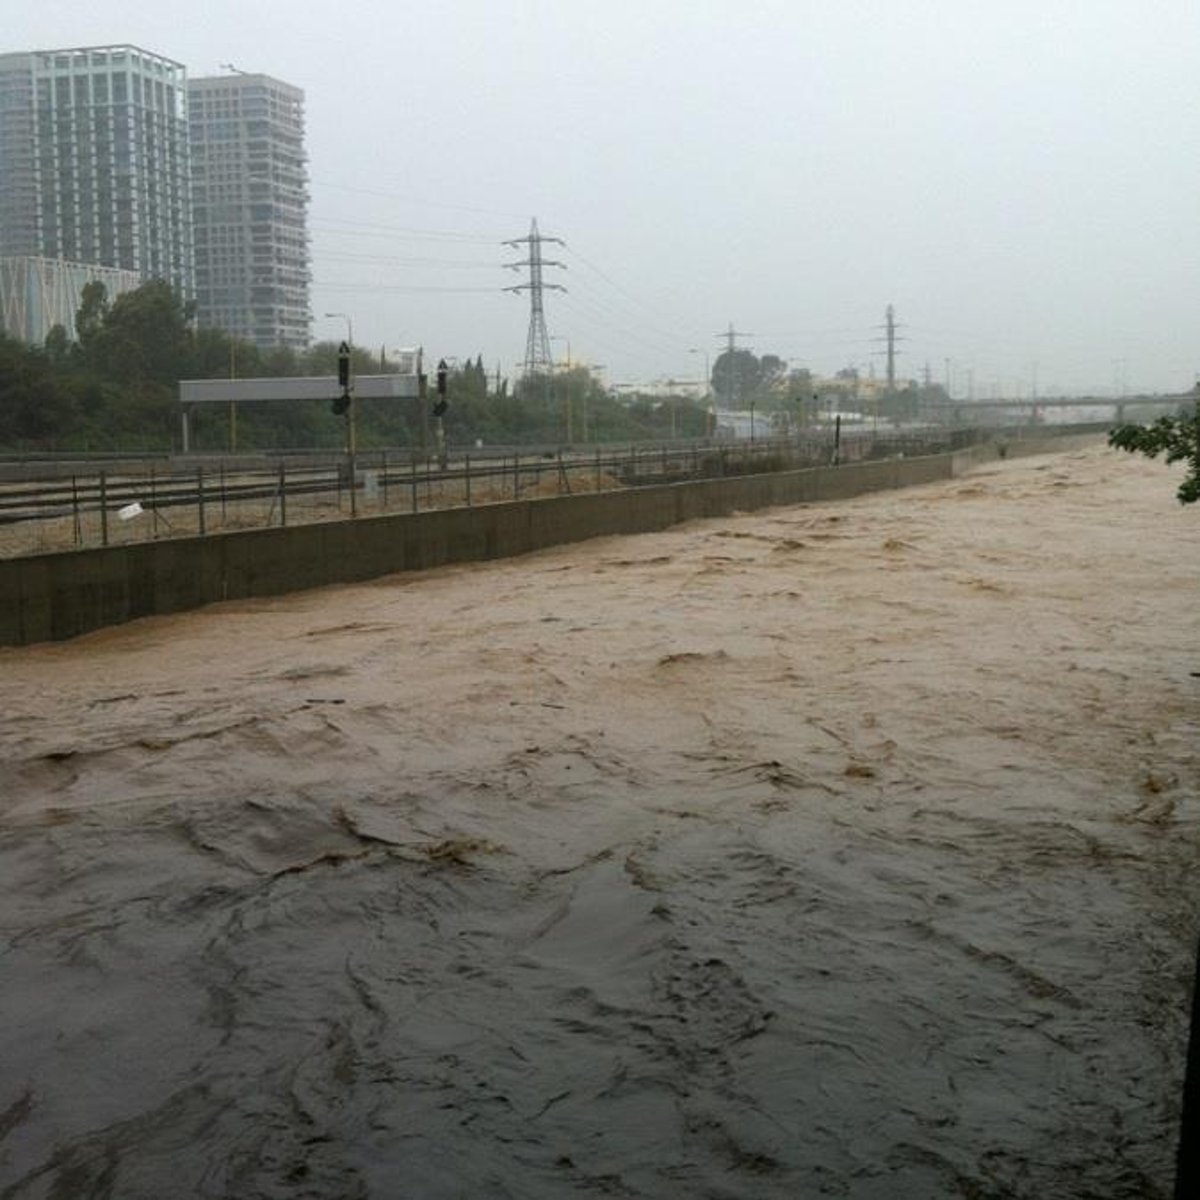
[1108,404,1200,505]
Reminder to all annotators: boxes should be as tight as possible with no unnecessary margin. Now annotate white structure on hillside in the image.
[0,255,141,344]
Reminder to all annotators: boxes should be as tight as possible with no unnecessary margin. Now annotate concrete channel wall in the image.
[0,438,1091,647]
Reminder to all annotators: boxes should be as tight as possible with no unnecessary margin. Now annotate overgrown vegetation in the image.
[0,281,711,453]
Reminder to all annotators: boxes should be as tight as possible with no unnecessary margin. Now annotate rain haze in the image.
[13,0,1200,395]
[4,5,1200,1198]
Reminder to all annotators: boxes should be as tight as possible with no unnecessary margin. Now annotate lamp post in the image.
[325,312,357,513]
[325,312,353,352]
[577,362,604,443]
[689,347,710,397]
[690,347,713,439]
[549,335,571,369]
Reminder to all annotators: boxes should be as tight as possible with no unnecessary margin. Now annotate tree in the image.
[0,333,78,446]
[43,324,72,367]
[1109,404,1200,504]
[96,279,194,385]
[760,354,786,386]
[74,280,109,368]
[712,348,761,407]
[302,340,370,379]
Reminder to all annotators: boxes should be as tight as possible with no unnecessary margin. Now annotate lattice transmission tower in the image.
[504,218,566,375]
[875,303,904,394]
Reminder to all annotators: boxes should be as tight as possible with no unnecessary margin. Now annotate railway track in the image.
[0,426,992,545]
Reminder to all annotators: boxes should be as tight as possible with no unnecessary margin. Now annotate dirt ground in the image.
[1,444,1197,1198]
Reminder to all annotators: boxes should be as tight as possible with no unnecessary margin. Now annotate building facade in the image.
[0,46,194,331]
[188,73,309,350]
[0,255,141,345]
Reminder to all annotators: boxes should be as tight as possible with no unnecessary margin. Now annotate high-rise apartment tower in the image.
[0,45,193,293]
[188,72,309,349]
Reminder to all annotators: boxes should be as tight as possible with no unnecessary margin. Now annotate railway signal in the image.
[332,340,352,415]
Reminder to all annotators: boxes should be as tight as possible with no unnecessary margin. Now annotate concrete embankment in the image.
[0,435,1102,647]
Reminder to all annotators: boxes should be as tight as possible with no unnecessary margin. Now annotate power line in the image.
[557,282,696,358]
[310,217,502,244]
[556,292,686,360]
[308,177,528,221]
[562,244,705,349]
[314,281,501,294]
[318,250,504,269]
[750,325,873,340]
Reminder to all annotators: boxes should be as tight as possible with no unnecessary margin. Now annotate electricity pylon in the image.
[504,218,566,376]
[874,303,904,394]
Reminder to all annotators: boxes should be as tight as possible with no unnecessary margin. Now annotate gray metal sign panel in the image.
[179,375,421,403]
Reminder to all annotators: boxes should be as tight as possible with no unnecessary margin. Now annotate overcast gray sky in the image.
[16,0,1200,395]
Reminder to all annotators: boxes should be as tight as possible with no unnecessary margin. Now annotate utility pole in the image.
[885,304,898,395]
[504,218,566,378]
[575,362,604,442]
[871,304,904,425]
[228,339,238,452]
[551,336,572,441]
[873,304,904,391]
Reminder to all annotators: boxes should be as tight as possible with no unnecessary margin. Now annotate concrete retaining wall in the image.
[0,442,1084,647]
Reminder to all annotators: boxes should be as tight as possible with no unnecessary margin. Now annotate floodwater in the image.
[1,444,1197,1199]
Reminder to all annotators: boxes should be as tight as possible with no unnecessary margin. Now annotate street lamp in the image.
[549,335,571,369]
[569,361,604,444]
[324,311,353,347]
[688,347,710,397]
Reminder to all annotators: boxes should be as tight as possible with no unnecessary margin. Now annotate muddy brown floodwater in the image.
[1,444,1198,1199]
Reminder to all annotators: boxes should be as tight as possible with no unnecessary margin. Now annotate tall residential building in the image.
[0,45,194,338]
[188,73,310,350]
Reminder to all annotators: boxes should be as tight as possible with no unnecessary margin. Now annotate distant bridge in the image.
[918,393,1190,424]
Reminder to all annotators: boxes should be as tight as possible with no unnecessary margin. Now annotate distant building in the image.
[0,45,194,343]
[0,49,309,350]
[188,73,310,350]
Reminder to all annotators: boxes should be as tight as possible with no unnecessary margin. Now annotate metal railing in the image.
[0,426,989,559]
